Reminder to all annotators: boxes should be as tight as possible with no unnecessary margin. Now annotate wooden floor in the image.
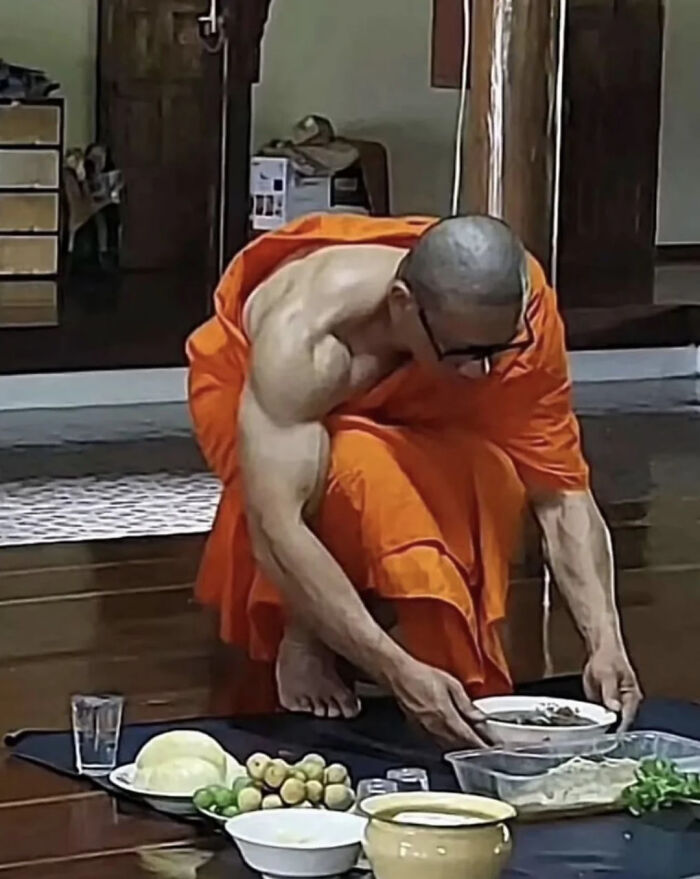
[1,387,700,873]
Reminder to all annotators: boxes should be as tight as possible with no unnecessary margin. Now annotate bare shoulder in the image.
[246,314,352,427]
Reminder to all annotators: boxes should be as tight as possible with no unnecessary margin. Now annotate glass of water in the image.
[356,777,399,805]
[386,767,430,792]
[71,694,124,776]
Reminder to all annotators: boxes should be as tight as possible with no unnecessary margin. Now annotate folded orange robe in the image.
[187,214,589,706]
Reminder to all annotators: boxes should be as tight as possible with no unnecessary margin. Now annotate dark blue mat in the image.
[6,688,700,878]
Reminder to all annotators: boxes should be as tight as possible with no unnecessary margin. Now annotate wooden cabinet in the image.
[0,99,62,328]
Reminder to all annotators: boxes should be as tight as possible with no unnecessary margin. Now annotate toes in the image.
[326,699,342,719]
[312,699,328,718]
[338,693,362,719]
[295,697,313,714]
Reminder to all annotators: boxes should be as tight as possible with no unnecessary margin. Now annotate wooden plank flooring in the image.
[0,464,699,873]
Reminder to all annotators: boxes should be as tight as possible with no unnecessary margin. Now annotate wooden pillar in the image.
[464,0,563,272]
[221,0,272,263]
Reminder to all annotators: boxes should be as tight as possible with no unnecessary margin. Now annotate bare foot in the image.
[276,629,361,720]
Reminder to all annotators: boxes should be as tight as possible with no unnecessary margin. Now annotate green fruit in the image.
[280,778,306,806]
[292,768,307,782]
[324,763,349,786]
[262,794,283,810]
[193,788,215,810]
[324,783,354,811]
[263,758,290,790]
[246,752,272,781]
[213,788,236,809]
[305,779,324,805]
[231,776,252,799]
[238,786,263,813]
[303,753,327,769]
[301,761,325,783]
[222,805,240,818]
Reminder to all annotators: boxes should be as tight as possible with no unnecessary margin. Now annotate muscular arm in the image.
[239,322,487,744]
[240,383,404,683]
[531,488,641,728]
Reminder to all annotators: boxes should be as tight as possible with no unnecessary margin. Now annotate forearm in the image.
[251,514,407,683]
[534,490,623,650]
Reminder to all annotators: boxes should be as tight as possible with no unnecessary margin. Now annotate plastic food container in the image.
[446,732,700,818]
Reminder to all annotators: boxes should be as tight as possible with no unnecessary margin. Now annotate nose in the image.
[457,358,491,379]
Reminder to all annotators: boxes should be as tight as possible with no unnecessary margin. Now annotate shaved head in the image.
[398,215,527,313]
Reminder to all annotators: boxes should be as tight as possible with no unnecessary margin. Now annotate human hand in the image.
[387,658,491,747]
[583,641,642,731]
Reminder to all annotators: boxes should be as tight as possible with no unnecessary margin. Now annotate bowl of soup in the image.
[360,791,516,879]
[475,695,617,746]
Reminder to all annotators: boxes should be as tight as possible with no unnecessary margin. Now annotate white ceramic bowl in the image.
[226,809,367,879]
[475,696,617,747]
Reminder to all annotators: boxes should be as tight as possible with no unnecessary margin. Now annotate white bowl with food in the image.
[226,809,366,879]
[475,696,617,747]
[110,730,244,815]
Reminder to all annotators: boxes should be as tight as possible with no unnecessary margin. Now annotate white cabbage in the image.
[135,730,227,775]
[134,756,223,795]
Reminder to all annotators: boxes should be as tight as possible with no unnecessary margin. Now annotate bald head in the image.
[398,215,527,313]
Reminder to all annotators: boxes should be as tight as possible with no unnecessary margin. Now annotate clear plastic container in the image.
[446,732,700,817]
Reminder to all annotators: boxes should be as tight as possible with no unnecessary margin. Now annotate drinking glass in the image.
[71,694,124,776]
[356,778,399,805]
[386,767,430,792]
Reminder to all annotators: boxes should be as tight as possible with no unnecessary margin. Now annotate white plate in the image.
[109,763,197,816]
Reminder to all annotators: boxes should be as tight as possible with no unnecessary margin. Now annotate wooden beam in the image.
[464,0,563,271]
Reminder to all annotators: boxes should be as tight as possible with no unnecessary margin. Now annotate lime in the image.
[193,788,215,810]
[222,805,240,818]
[213,788,235,809]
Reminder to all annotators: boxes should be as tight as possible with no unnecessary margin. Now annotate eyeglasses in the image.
[417,306,535,363]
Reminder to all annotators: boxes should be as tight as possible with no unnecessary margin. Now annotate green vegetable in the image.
[231,776,252,799]
[193,788,216,810]
[325,763,349,785]
[222,804,240,818]
[324,783,355,811]
[247,752,271,781]
[262,794,283,810]
[280,778,306,806]
[622,759,700,815]
[213,787,236,809]
[264,759,291,789]
[238,787,264,812]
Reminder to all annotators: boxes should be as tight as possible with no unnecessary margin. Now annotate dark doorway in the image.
[0,0,266,374]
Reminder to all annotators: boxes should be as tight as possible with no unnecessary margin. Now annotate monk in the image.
[187,213,642,745]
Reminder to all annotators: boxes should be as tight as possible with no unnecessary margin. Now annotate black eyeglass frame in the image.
[417,306,535,363]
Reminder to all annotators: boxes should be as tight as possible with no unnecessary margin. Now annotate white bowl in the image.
[226,809,367,879]
[475,696,617,747]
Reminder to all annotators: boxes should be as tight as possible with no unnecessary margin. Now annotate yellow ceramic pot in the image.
[362,791,516,879]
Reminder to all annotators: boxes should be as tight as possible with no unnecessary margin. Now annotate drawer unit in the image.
[0,193,59,233]
[0,149,60,189]
[0,98,63,326]
[0,280,58,328]
[0,103,61,146]
[0,236,58,275]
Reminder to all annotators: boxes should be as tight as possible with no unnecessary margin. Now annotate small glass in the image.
[71,694,124,776]
[356,778,399,805]
[386,767,430,792]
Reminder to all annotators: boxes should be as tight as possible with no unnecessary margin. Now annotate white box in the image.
[250,156,331,230]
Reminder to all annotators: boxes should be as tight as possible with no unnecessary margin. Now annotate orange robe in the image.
[187,214,589,706]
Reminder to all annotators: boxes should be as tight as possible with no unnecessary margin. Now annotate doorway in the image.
[0,0,260,373]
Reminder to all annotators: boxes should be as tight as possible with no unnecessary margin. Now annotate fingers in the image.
[600,673,622,715]
[446,681,491,746]
[619,686,642,732]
